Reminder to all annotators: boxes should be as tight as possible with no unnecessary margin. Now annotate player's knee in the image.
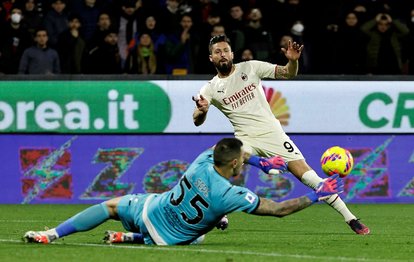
[104,197,122,218]
[288,159,312,177]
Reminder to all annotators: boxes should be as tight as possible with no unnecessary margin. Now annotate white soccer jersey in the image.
[200,60,283,137]
[199,60,304,161]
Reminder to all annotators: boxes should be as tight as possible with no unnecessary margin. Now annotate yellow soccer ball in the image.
[320,146,354,177]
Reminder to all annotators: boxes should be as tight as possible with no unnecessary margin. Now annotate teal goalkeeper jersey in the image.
[144,149,260,245]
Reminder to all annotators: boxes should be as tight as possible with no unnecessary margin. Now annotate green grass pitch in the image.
[0,204,413,262]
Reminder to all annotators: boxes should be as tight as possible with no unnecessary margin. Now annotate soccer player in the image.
[192,35,370,235]
[23,138,342,245]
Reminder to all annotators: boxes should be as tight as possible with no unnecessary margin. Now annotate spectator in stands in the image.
[128,14,167,73]
[140,15,166,53]
[271,0,305,41]
[240,47,254,62]
[88,11,113,50]
[115,0,141,70]
[0,6,33,74]
[18,27,60,74]
[21,0,43,37]
[406,8,414,74]
[244,7,274,62]
[334,11,367,74]
[42,0,68,49]
[158,0,183,34]
[225,4,246,59]
[210,23,225,37]
[352,4,370,25]
[125,32,156,74]
[226,3,244,31]
[164,13,199,75]
[57,13,87,74]
[361,12,409,74]
[0,0,16,23]
[191,0,219,27]
[72,0,103,43]
[87,29,121,74]
[198,8,221,44]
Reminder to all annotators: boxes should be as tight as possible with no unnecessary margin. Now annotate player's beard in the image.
[214,59,233,76]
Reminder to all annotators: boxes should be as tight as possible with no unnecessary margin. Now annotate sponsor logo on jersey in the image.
[222,83,256,105]
[245,192,256,204]
[241,72,248,81]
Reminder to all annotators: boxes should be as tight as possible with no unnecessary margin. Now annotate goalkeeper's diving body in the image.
[192,34,369,235]
[24,138,343,245]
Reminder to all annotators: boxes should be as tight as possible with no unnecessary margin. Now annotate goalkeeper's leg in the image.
[24,202,111,243]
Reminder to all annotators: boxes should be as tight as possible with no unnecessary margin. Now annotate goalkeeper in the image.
[24,138,343,245]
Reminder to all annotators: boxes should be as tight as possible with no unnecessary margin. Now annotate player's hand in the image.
[192,94,208,113]
[305,174,343,203]
[315,174,344,201]
[281,40,304,61]
[261,156,288,175]
[215,215,229,230]
[248,155,287,175]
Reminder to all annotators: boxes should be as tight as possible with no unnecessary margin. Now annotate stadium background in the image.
[0,75,413,205]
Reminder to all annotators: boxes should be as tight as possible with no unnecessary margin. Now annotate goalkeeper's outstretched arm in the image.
[252,174,343,217]
[253,196,312,217]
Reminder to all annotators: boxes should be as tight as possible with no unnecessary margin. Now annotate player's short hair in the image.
[208,34,231,54]
[214,138,243,167]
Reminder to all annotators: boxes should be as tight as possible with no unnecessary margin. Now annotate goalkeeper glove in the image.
[306,174,344,203]
[247,155,287,175]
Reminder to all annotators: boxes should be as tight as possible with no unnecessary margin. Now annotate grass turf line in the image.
[0,204,413,262]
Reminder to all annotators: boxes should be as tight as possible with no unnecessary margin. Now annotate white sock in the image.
[45,228,59,239]
[124,232,135,242]
[301,170,356,222]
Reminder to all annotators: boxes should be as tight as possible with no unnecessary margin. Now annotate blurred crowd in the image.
[1,0,414,75]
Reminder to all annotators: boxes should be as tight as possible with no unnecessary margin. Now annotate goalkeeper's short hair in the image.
[213,138,243,167]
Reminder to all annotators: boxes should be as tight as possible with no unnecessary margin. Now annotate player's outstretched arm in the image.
[252,174,343,217]
[192,95,209,126]
[254,195,312,217]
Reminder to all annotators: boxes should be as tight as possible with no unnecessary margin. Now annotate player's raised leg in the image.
[288,159,370,235]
